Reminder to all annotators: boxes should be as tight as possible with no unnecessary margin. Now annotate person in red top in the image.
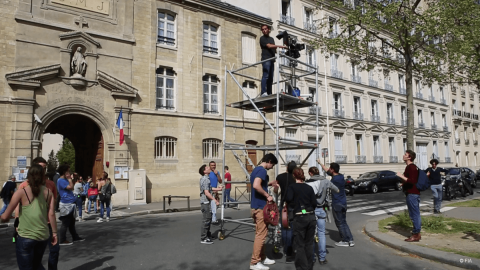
[396,150,422,242]
[223,166,237,208]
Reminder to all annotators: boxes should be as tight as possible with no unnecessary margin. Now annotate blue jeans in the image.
[88,195,97,213]
[313,208,327,261]
[261,60,275,95]
[75,196,83,218]
[0,198,9,215]
[48,224,60,270]
[223,189,236,206]
[279,206,293,256]
[332,203,353,242]
[16,235,49,270]
[430,184,442,212]
[406,194,422,234]
[210,200,217,222]
[100,199,111,218]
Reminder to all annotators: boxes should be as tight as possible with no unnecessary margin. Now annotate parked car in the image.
[353,170,402,194]
[460,167,477,189]
[345,176,355,196]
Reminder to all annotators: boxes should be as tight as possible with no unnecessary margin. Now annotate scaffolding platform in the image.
[228,93,316,113]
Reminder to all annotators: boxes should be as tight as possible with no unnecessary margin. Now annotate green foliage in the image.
[448,199,480,207]
[56,138,75,173]
[46,150,58,173]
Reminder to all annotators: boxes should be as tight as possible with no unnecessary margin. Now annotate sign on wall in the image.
[114,166,129,179]
[17,156,27,168]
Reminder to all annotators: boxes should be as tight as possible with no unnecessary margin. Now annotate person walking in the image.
[57,164,84,245]
[73,176,84,222]
[425,159,448,214]
[98,178,116,223]
[317,159,354,247]
[0,175,16,215]
[199,164,222,244]
[249,153,278,270]
[397,150,422,242]
[306,167,339,265]
[284,167,317,270]
[1,164,58,270]
[223,166,237,208]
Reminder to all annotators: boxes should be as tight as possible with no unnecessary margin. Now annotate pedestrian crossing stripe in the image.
[363,204,428,216]
[421,206,456,216]
[348,201,405,213]
[347,200,383,208]
[346,199,365,203]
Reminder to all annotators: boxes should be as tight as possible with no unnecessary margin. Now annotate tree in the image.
[46,150,58,173]
[56,138,75,173]
[310,0,460,149]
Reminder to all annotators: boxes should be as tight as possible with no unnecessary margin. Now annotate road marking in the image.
[346,199,365,203]
[421,206,457,216]
[362,203,428,216]
[348,201,405,212]
[423,201,433,204]
[347,200,383,208]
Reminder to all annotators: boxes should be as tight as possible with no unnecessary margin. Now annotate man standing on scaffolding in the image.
[260,24,287,97]
[249,153,278,270]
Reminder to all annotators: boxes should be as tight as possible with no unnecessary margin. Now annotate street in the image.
[0,189,475,270]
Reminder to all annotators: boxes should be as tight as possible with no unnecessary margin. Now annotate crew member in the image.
[260,24,287,97]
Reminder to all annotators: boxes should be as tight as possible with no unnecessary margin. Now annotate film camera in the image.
[276,31,305,59]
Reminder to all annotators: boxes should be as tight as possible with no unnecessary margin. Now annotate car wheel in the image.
[460,185,466,197]
[371,183,378,194]
[395,182,403,191]
[445,186,452,201]
[472,180,477,189]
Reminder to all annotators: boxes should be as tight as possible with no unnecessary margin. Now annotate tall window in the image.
[401,106,406,124]
[242,34,256,63]
[453,99,457,109]
[355,134,363,156]
[445,142,450,158]
[304,7,314,31]
[353,97,361,114]
[464,127,468,140]
[329,17,339,37]
[243,81,257,119]
[431,112,436,126]
[439,86,445,99]
[471,104,475,114]
[158,12,175,45]
[203,75,219,114]
[386,103,393,119]
[389,137,396,156]
[418,110,424,125]
[203,139,221,159]
[334,133,343,155]
[455,125,459,139]
[330,54,339,71]
[442,114,446,127]
[399,74,405,90]
[156,67,175,110]
[403,138,407,153]
[415,80,422,94]
[371,100,378,116]
[203,24,219,55]
[155,136,177,159]
[433,141,438,158]
[306,46,316,70]
[333,93,342,110]
[373,136,381,156]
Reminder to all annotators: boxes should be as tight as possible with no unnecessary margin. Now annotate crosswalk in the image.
[345,197,458,216]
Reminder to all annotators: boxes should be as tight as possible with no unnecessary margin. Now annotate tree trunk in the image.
[405,50,415,151]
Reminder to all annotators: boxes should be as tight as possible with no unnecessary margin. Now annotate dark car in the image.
[460,167,477,188]
[354,170,402,193]
[443,167,471,198]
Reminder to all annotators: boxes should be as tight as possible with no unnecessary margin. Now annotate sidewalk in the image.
[365,200,480,270]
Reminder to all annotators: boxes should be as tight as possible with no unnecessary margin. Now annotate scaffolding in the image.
[217,51,321,250]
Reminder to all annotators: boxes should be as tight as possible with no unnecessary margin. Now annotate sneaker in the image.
[260,92,269,97]
[106,217,110,222]
[97,218,103,223]
[250,262,269,270]
[262,258,275,265]
[59,240,73,246]
[73,237,85,242]
[335,241,350,247]
[200,239,213,245]
[349,241,355,247]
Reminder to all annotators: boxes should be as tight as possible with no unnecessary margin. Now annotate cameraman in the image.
[260,24,286,97]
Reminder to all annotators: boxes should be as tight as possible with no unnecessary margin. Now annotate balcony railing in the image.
[351,75,362,84]
[335,155,347,164]
[373,156,383,163]
[431,124,437,130]
[455,138,460,144]
[353,111,364,120]
[440,98,446,105]
[443,126,448,132]
[355,155,366,163]
[384,83,394,91]
[285,154,302,164]
[389,156,398,163]
[369,79,378,88]
[333,109,345,118]
[464,112,471,118]
[304,22,317,33]
[401,119,407,126]
[371,115,380,122]
[473,114,479,120]
[308,106,322,115]
[474,140,478,145]
[418,122,425,128]
[465,139,470,145]
[416,92,423,99]
[387,118,395,125]
[399,87,406,95]
[452,109,462,117]
[429,96,436,102]
[280,14,295,26]
[461,89,466,96]
[331,69,343,79]
[445,157,451,163]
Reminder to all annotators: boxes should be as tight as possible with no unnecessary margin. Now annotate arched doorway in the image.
[43,114,104,180]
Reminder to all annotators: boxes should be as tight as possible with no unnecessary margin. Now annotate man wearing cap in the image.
[0,175,16,215]
[425,159,448,214]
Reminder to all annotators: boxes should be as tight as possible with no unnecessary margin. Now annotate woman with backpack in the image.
[87,178,99,214]
[98,178,116,223]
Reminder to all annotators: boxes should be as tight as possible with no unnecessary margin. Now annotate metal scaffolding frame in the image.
[216,52,321,248]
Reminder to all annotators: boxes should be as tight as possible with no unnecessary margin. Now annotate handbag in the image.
[263,201,279,226]
[281,203,289,229]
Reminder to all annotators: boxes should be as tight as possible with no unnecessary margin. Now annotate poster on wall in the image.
[12,167,28,181]
[114,166,129,179]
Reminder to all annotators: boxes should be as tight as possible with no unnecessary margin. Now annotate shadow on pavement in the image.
[70,256,115,270]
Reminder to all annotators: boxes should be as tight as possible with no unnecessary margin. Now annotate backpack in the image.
[81,182,89,196]
[416,166,430,191]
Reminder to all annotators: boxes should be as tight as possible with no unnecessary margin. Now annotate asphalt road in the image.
[0,188,476,270]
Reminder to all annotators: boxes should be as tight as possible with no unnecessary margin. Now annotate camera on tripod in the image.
[276,31,305,59]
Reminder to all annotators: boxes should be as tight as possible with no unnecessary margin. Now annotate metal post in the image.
[323,52,331,164]
[316,64,320,170]
[221,66,227,223]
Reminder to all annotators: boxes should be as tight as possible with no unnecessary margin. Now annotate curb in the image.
[365,216,480,270]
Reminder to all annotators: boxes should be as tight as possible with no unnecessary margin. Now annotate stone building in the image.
[0,0,272,204]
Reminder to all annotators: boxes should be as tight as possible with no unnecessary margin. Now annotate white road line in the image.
[423,201,433,204]
[363,203,428,216]
[348,201,405,213]
[421,206,457,216]
[347,200,383,208]
[346,199,366,203]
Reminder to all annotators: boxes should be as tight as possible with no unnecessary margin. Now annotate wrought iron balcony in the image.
[416,92,423,99]
[474,140,478,145]
[473,114,479,120]
[455,138,460,144]
[373,156,383,163]
[308,106,322,115]
[353,112,363,120]
[331,69,343,79]
[464,112,471,118]
[401,119,407,126]
[399,87,406,95]
[431,124,437,130]
[285,154,302,164]
[429,96,436,102]
[384,83,394,91]
[369,79,378,88]
[418,122,425,128]
[355,155,366,163]
[465,139,470,145]
[452,109,462,117]
[351,75,362,84]
[304,22,317,33]
[389,156,398,163]
[280,14,295,26]
[445,157,451,163]
[371,115,380,122]
[443,126,448,132]
[440,98,447,105]
[335,155,347,164]
[387,118,395,125]
[333,109,345,118]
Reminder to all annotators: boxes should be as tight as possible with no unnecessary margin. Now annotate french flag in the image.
[117,109,124,146]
